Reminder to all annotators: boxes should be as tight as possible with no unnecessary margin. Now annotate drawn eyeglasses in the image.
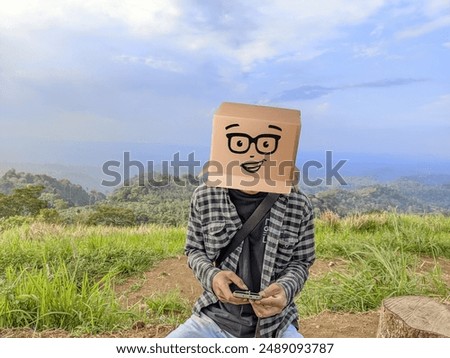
[226,133,281,155]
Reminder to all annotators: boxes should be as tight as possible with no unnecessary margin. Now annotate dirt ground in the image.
[113,256,380,338]
[1,256,449,338]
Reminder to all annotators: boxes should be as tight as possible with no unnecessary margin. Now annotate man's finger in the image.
[226,271,248,290]
[217,286,249,305]
[250,301,280,318]
[260,283,282,298]
[228,297,249,305]
[215,287,227,301]
[257,296,283,308]
[221,293,249,305]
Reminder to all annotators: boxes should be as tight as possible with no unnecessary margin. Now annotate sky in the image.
[1,0,450,169]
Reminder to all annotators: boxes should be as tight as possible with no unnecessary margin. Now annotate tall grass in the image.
[0,262,135,332]
[0,223,186,332]
[0,213,448,332]
[0,223,186,281]
[298,213,450,318]
[315,212,450,259]
[145,290,191,326]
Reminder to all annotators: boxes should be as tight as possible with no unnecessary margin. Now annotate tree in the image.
[38,208,61,223]
[0,185,47,218]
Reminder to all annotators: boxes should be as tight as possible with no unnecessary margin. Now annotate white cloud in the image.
[353,43,384,58]
[115,55,183,73]
[1,1,63,30]
[424,93,450,109]
[396,14,450,39]
[444,42,450,48]
[0,0,181,36]
[315,102,330,114]
[2,1,390,69]
[389,1,450,40]
[423,0,450,17]
[82,0,181,37]
[370,24,385,37]
[175,0,388,69]
[389,0,450,19]
[419,93,450,125]
[5,0,450,72]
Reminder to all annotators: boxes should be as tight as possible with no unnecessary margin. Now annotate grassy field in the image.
[298,212,449,317]
[0,224,186,333]
[0,213,449,333]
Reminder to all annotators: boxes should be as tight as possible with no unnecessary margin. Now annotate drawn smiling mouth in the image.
[241,159,266,173]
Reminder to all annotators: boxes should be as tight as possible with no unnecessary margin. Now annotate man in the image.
[167,102,315,338]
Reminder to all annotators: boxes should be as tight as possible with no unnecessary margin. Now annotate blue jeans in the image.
[166,312,303,338]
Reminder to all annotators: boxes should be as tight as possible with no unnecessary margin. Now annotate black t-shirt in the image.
[202,189,269,337]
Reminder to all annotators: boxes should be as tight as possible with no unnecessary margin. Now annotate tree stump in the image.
[377,296,450,338]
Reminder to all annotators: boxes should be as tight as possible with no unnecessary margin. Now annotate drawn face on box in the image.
[225,122,282,174]
[208,102,301,194]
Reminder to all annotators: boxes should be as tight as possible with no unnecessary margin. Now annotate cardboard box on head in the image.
[206,102,301,194]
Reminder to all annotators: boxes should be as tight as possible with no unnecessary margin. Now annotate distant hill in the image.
[400,174,450,186]
[389,178,450,210]
[2,168,449,221]
[309,178,450,216]
[108,174,450,219]
[0,169,105,208]
[98,173,197,225]
[0,162,108,193]
[109,173,198,203]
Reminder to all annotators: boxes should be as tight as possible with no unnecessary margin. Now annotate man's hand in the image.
[250,283,287,318]
[212,271,249,305]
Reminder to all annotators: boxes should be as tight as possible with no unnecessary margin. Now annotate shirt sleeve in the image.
[276,200,316,304]
[184,190,221,293]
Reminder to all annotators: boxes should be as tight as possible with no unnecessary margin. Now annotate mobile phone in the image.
[232,290,262,300]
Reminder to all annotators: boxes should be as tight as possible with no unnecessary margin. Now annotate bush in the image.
[86,205,136,227]
[38,208,62,224]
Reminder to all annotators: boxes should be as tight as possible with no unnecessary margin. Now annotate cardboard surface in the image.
[206,102,301,194]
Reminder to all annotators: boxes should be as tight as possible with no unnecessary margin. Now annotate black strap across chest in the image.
[215,192,280,267]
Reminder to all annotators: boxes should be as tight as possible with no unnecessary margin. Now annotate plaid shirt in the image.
[185,184,315,338]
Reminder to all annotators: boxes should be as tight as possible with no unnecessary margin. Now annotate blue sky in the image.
[1,0,449,167]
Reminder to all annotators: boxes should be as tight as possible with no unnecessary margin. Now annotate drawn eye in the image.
[256,136,279,154]
[228,135,249,153]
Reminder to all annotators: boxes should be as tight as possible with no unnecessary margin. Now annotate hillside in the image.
[94,174,450,218]
[0,162,107,193]
[390,177,450,210]
[107,173,197,225]
[107,174,450,223]
[0,169,105,208]
[306,177,450,217]
[1,169,449,225]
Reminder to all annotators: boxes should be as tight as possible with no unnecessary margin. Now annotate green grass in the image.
[0,213,448,333]
[296,213,450,318]
[0,223,186,280]
[315,212,450,259]
[0,223,186,332]
[298,244,449,317]
[0,262,134,333]
[145,290,191,326]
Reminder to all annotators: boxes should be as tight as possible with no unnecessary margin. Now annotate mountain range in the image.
[1,167,449,216]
